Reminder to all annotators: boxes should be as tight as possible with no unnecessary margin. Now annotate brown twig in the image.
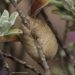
[2,52,42,75]
[0,35,18,42]
[33,38,51,75]
[0,52,10,75]
[63,20,70,42]
[10,0,51,75]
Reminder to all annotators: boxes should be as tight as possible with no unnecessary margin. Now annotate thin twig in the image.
[0,35,18,42]
[2,52,42,75]
[33,38,51,75]
[63,20,70,42]
[0,52,10,75]
[10,0,51,75]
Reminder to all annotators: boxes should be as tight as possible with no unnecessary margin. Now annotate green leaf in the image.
[61,14,75,21]
[0,21,10,36]
[5,0,10,3]
[0,10,18,36]
[0,10,10,35]
[0,10,9,27]
[4,28,23,36]
[9,12,18,25]
[5,0,18,3]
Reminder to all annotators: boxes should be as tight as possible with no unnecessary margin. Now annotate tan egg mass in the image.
[22,16,58,60]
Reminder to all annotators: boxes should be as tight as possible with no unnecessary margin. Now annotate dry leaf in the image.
[31,0,52,16]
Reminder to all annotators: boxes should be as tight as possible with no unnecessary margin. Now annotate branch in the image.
[2,52,42,75]
[0,52,10,75]
[0,35,18,42]
[32,37,51,75]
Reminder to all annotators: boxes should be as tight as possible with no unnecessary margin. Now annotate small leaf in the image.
[0,10,10,35]
[0,10,18,36]
[59,50,66,57]
[0,10,9,27]
[1,10,9,18]
[9,12,18,25]
[5,28,23,36]
[5,0,18,3]
[0,20,10,36]
[31,0,53,16]
[60,14,75,21]
[5,0,10,3]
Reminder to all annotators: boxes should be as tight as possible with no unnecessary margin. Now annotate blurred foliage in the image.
[52,1,75,75]
[5,0,17,3]
[31,0,54,16]
[52,0,75,22]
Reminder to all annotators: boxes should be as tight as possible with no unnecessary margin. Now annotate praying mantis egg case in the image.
[22,16,58,60]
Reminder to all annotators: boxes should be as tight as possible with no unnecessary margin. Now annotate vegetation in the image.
[0,0,75,75]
